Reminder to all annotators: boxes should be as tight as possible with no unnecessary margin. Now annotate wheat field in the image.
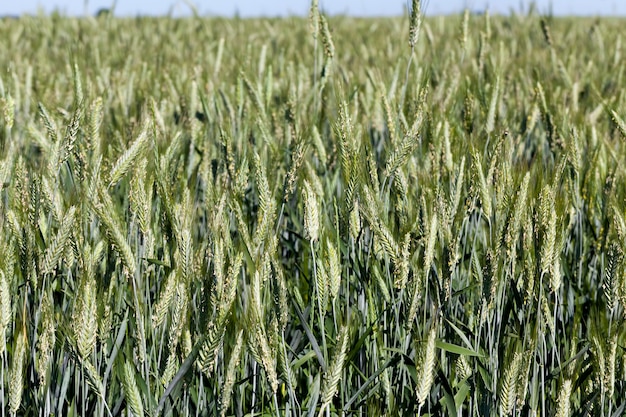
[0,2,625,416]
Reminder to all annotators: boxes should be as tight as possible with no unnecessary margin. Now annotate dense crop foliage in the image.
[1,4,626,416]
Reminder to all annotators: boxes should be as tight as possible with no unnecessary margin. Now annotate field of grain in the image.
[0,2,625,416]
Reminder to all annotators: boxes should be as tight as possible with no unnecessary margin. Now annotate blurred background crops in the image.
[1,4,626,416]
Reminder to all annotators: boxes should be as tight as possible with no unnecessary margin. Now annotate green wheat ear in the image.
[41,205,76,275]
[326,239,341,302]
[416,325,437,408]
[303,179,320,243]
[122,361,144,417]
[610,109,626,138]
[319,325,349,416]
[197,320,227,378]
[73,272,98,360]
[36,291,55,387]
[152,271,177,329]
[108,121,150,188]
[499,351,522,415]
[9,329,27,417]
[318,13,335,83]
[38,102,58,143]
[604,243,621,312]
[220,330,245,417]
[252,151,275,251]
[555,379,572,417]
[161,280,189,387]
[472,149,492,220]
[409,0,422,49]
[0,270,11,355]
[2,94,15,129]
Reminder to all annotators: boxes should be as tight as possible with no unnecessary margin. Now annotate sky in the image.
[1,0,625,17]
